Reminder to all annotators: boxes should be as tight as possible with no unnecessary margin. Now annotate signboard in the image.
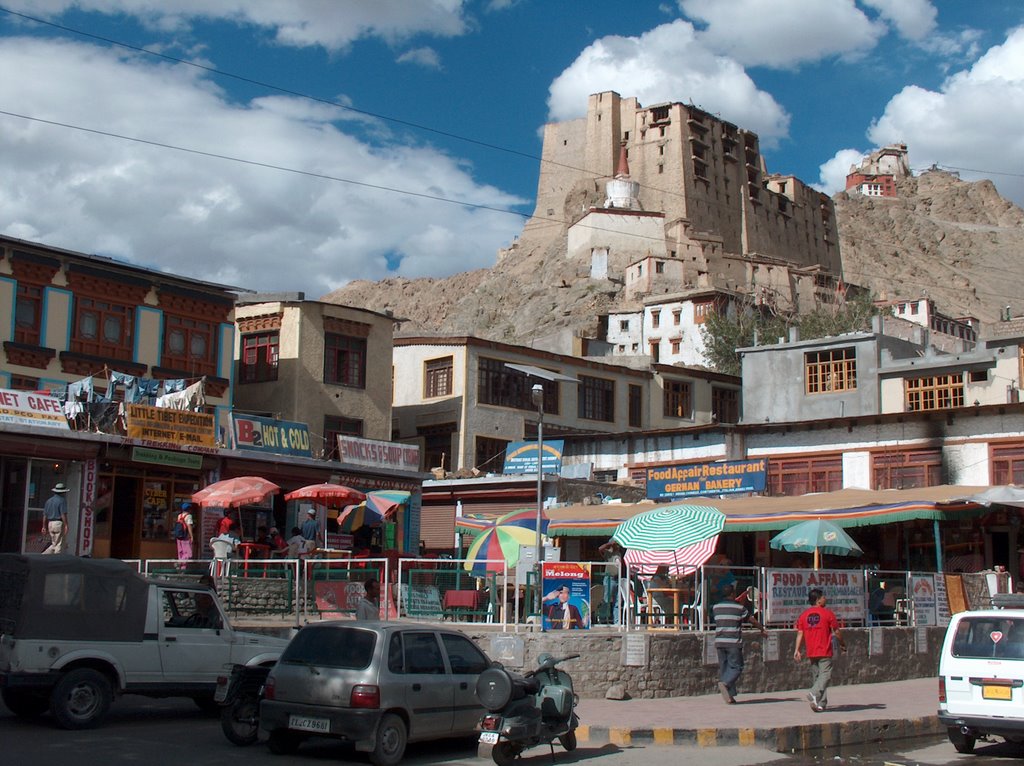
[909,574,937,626]
[622,633,648,666]
[132,446,203,470]
[935,575,951,626]
[0,389,69,430]
[126,404,215,447]
[541,562,591,631]
[338,435,421,472]
[233,414,312,457]
[503,440,564,475]
[645,459,766,499]
[764,568,866,625]
[78,458,97,557]
[399,584,443,618]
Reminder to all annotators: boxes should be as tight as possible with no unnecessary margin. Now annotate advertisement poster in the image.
[503,440,565,475]
[909,574,937,626]
[541,562,591,631]
[233,414,312,457]
[764,568,865,625]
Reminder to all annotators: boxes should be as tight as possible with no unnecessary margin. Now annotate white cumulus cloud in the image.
[547,20,790,146]
[0,37,525,296]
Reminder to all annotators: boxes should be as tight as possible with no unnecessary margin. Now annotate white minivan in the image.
[938,595,1024,753]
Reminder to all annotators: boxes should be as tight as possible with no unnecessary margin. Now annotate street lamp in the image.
[531,383,545,611]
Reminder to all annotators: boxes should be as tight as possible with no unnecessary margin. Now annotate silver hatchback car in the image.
[259,621,490,764]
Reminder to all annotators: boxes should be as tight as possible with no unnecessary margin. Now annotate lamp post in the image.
[531,383,545,612]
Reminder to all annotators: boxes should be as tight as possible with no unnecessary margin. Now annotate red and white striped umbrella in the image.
[624,535,721,576]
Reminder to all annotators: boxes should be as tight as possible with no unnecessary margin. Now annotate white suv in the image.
[938,595,1024,753]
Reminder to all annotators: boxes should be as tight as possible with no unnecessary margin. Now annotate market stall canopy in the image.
[545,485,989,536]
[284,483,365,507]
[191,476,280,509]
[463,509,548,577]
[770,518,863,570]
[960,485,1024,508]
[365,490,412,519]
[337,502,384,533]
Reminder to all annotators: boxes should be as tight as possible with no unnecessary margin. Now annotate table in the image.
[235,543,271,576]
[646,587,693,628]
[443,589,484,620]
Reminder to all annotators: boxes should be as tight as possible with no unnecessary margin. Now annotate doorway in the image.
[987,527,1013,577]
[110,476,140,559]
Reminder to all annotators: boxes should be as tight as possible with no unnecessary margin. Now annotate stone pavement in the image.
[574,677,942,752]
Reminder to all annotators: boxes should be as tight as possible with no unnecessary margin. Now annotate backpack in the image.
[173,516,189,540]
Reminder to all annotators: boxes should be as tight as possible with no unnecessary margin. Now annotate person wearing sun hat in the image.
[41,482,70,554]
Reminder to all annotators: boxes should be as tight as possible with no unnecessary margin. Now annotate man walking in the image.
[794,588,847,712]
[41,483,70,554]
[300,508,321,544]
[713,582,767,703]
[356,578,381,620]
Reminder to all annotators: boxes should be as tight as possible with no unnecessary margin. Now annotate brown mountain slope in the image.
[323,169,1024,339]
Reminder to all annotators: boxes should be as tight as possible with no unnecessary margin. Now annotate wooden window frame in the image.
[14,283,42,346]
[477,357,559,414]
[71,296,134,360]
[324,333,367,388]
[712,386,739,423]
[424,356,453,398]
[768,455,843,497]
[578,375,615,422]
[240,332,279,383]
[628,384,642,428]
[805,347,857,394]
[663,379,692,419]
[905,374,964,411]
[993,443,1024,485]
[872,448,943,489]
[474,436,510,473]
[162,314,216,376]
[323,415,363,459]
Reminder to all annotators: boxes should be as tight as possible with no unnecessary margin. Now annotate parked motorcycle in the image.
[476,653,580,766]
[216,664,271,746]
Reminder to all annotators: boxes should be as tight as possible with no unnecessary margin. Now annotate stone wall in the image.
[463,627,942,699]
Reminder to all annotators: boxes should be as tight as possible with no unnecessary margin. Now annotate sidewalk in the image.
[574,677,942,751]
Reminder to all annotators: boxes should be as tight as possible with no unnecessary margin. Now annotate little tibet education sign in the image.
[645,459,766,499]
[764,568,866,625]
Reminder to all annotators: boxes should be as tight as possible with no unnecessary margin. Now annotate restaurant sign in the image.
[233,414,312,457]
[126,404,216,447]
[645,459,766,499]
[764,568,865,625]
[503,440,564,475]
[0,388,69,430]
[338,435,421,472]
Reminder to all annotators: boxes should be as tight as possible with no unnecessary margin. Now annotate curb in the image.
[575,716,944,751]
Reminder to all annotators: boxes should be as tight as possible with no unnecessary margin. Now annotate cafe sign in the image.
[645,459,766,499]
[233,414,312,457]
[0,388,69,430]
[125,404,216,447]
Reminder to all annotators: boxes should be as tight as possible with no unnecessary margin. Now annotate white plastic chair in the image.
[210,537,234,578]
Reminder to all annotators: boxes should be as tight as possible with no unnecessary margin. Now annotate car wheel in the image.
[50,668,113,729]
[220,693,260,746]
[491,741,519,766]
[948,727,976,754]
[369,713,408,766]
[559,729,578,752]
[267,730,301,755]
[1,688,49,718]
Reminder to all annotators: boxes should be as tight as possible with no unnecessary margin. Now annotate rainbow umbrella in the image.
[463,509,549,577]
[337,502,384,533]
[365,490,412,519]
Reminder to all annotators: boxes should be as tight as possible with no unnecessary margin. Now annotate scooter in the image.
[215,663,271,746]
[476,653,580,766]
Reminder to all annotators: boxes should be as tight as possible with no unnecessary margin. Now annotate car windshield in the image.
[952,617,1024,660]
[281,626,376,669]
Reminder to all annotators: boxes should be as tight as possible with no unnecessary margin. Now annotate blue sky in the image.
[0,1,1021,298]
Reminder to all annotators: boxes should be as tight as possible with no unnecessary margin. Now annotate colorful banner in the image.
[126,404,216,447]
[233,414,312,457]
[645,459,766,499]
[0,388,69,430]
[337,435,421,472]
[503,440,564,475]
[764,568,865,625]
[541,561,591,631]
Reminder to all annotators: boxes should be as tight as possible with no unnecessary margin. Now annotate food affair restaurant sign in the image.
[338,435,421,473]
[645,459,767,500]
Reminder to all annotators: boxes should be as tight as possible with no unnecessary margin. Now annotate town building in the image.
[845,144,911,198]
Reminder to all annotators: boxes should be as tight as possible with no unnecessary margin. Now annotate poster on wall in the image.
[764,568,865,624]
[909,574,937,626]
[541,562,590,631]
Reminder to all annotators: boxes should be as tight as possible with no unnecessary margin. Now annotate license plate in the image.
[289,714,330,733]
[479,731,499,744]
[983,685,1013,701]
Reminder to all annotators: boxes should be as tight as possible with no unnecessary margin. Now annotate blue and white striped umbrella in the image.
[612,504,726,551]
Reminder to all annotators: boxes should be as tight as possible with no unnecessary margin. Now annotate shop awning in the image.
[545,485,992,536]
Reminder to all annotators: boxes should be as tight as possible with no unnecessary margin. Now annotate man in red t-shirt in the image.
[793,588,846,712]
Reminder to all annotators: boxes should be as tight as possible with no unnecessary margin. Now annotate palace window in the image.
[663,380,692,419]
[240,332,279,383]
[425,356,453,398]
[905,374,964,411]
[805,347,857,394]
[578,375,614,422]
[324,333,366,388]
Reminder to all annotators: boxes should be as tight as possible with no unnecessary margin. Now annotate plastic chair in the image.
[210,537,234,578]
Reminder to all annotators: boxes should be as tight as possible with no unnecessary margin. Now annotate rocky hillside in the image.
[323,169,1024,341]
